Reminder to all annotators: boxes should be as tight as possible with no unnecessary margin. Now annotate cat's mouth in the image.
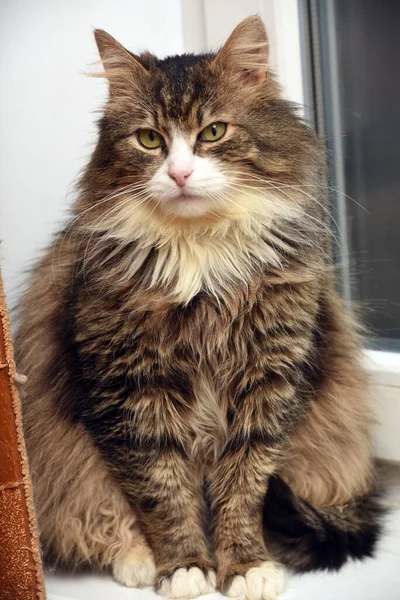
[177,192,200,201]
[166,190,206,204]
[159,189,216,218]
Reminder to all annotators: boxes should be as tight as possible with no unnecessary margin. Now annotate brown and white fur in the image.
[15,17,382,600]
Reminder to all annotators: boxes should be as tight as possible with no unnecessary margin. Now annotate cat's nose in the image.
[168,167,193,188]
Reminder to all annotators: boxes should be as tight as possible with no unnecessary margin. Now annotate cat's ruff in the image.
[86,185,308,304]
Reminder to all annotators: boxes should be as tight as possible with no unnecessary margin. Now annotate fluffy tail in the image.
[263,476,384,572]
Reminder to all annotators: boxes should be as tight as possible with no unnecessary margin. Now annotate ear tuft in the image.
[216,16,269,84]
[94,29,119,61]
[93,29,147,95]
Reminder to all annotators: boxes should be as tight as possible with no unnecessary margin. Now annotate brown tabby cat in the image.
[16,17,382,600]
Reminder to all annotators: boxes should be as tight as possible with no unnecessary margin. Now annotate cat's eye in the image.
[138,129,164,149]
[199,122,227,143]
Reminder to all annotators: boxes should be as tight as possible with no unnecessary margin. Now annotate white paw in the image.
[113,546,156,588]
[158,567,216,599]
[226,562,285,600]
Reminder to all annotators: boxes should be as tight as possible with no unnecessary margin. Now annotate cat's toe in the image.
[225,562,285,600]
[157,566,216,599]
[112,546,156,588]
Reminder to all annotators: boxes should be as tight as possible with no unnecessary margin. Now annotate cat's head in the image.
[84,17,321,231]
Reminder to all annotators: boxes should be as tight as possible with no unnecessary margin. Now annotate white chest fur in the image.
[92,187,301,304]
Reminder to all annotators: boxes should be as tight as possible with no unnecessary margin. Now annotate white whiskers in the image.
[53,167,332,304]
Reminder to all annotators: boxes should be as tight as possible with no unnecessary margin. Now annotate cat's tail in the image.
[263,475,384,572]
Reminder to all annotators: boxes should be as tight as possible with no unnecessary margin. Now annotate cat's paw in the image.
[157,566,216,599]
[112,546,156,588]
[225,562,285,600]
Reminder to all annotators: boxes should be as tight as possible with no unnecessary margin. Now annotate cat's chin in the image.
[160,194,217,219]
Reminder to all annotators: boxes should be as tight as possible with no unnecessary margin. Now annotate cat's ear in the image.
[94,29,147,96]
[215,16,269,84]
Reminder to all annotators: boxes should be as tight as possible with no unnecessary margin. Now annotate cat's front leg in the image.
[207,372,302,599]
[208,439,285,600]
[79,376,215,598]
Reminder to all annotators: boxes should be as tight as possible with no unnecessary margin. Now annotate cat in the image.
[15,16,382,600]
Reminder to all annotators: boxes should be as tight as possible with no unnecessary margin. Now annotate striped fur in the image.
[15,16,381,600]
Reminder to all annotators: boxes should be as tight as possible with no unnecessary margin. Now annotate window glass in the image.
[312,0,400,350]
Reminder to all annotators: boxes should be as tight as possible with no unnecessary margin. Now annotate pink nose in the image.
[168,167,193,188]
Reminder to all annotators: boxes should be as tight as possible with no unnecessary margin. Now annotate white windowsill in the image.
[366,350,400,462]
[365,350,400,388]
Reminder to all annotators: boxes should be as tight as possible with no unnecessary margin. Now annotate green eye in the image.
[199,122,227,142]
[138,129,164,149]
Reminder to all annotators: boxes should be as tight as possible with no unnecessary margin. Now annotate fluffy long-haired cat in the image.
[16,16,382,600]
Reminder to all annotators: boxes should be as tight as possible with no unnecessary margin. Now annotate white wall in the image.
[0,0,184,307]
[182,0,304,109]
